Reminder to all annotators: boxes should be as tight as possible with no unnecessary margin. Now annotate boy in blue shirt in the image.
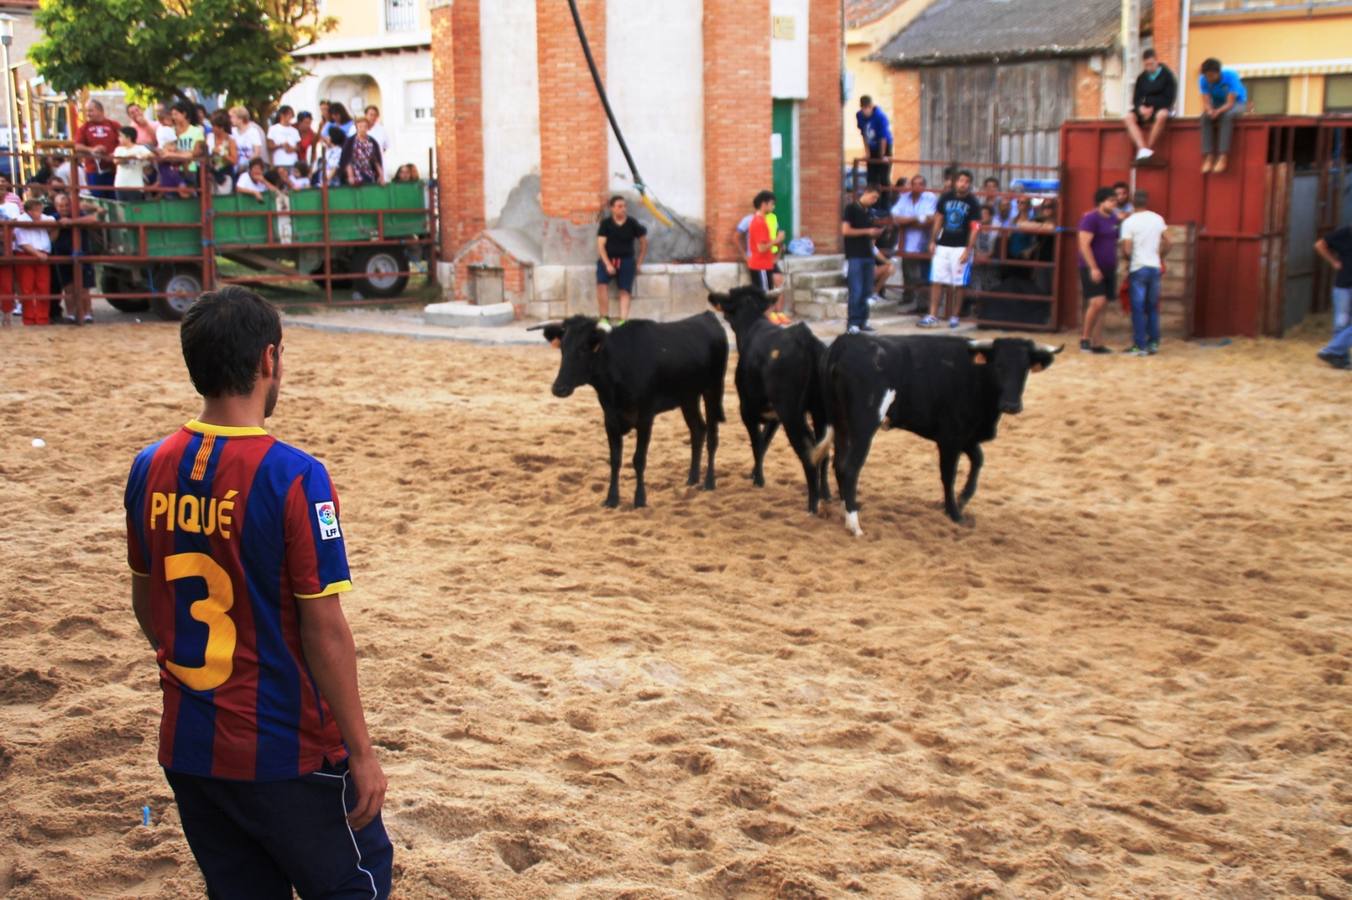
[1199,58,1246,175]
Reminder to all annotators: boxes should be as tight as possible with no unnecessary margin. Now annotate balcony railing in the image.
[1191,0,1352,15]
[384,0,417,32]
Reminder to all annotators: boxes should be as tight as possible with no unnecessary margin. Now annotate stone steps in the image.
[780,253,845,275]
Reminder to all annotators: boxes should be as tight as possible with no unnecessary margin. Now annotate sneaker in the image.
[917,315,939,328]
[82,315,94,324]
[1122,344,1148,356]
[1135,148,1154,160]
[1147,341,1159,355]
[1317,350,1352,370]
[1080,339,1093,352]
[1091,345,1112,355]
[858,324,877,333]
[846,325,861,335]
[948,316,960,329]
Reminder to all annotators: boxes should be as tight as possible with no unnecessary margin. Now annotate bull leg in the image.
[632,417,654,508]
[781,411,820,515]
[702,390,719,492]
[603,421,624,509]
[682,401,707,487]
[834,425,875,537]
[939,444,962,523]
[740,406,765,487]
[958,443,984,512]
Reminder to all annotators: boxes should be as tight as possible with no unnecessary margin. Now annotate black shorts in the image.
[165,759,393,899]
[750,268,775,292]
[1132,106,1165,124]
[53,262,95,291]
[1080,266,1117,303]
[596,256,637,293]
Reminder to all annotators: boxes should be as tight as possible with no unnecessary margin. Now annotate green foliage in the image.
[31,0,336,115]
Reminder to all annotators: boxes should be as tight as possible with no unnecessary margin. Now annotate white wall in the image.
[605,0,705,223]
[479,0,543,224]
[281,50,436,173]
[771,0,809,100]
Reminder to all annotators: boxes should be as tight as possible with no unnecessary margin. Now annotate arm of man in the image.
[960,212,979,263]
[298,596,387,830]
[1078,230,1101,280]
[1315,237,1341,269]
[1219,91,1238,115]
[1159,230,1172,259]
[131,574,156,650]
[1121,237,1134,262]
[636,235,647,269]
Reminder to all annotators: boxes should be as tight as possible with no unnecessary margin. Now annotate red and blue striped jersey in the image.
[125,420,352,781]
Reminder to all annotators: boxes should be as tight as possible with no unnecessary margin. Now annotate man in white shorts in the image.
[922,169,981,328]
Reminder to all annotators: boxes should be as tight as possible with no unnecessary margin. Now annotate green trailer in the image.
[96,181,433,320]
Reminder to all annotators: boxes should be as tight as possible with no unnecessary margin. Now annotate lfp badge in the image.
[314,501,341,541]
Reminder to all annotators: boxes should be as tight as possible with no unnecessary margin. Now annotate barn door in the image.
[772,100,797,238]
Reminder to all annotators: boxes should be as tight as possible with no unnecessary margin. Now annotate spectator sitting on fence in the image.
[1199,58,1246,175]
[230,105,267,173]
[268,105,301,178]
[48,190,101,325]
[208,110,239,195]
[393,164,421,183]
[1125,49,1177,163]
[341,118,384,187]
[235,158,272,202]
[297,112,319,167]
[13,198,55,326]
[289,161,313,191]
[114,127,154,202]
[856,96,893,202]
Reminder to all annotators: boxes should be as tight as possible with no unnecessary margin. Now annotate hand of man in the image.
[1091,268,1103,284]
[928,241,936,255]
[1139,105,1153,118]
[345,752,387,830]
[605,263,616,276]
[1335,261,1344,271]
[959,249,970,265]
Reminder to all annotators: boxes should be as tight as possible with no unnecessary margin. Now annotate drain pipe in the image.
[1179,0,1192,115]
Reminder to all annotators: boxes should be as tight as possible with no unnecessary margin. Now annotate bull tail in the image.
[809,425,834,466]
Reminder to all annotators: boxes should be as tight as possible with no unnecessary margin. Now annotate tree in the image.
[31,0,336,116]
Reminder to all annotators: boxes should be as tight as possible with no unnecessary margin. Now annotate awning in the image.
[1231,58,1352,77]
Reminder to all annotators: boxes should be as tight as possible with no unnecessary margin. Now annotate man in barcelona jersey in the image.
[125,286,392,898]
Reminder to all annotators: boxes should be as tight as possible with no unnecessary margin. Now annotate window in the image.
[385,0,417,32]
[1326,74,1352,112]
[1247,77,1288,115]
[406,80,434,125]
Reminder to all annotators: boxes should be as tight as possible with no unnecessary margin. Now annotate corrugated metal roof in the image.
[875,0,1134,66]
[846,0,908,29]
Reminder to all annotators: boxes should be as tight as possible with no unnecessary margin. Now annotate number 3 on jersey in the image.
[164,552,237,692]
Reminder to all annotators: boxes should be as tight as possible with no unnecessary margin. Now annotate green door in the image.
[771,100,796,240]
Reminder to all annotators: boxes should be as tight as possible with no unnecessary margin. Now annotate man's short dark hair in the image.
[277,105,294,118]
[86,98,104,112]
[983,177,1000,188]
[120,126,137,141]
[365,105,379,116]
[862,182,882,194]
[1143,48,1157,60]
[1133,190,1150,208]
[608,194,625,207]
[1094,186,1115,205]
[329,130,346,149]
[23,198,42,211]
[181,287,282,398]
[859,95,872,107]
[1201,58,1222,74]
[753,190,776,209]
[956,169,974,183]
[298,111,313,122]
[1113,180,1129,191]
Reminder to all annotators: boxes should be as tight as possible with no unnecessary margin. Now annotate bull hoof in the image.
[634,494,648,509]
[701,478,716,492]
[686,474,700,487]
[844,510,863,538]
[603,495,620,509]
[753,475,765,488]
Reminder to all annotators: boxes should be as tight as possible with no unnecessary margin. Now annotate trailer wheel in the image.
[350,247,409,299]
[151,266,205,321]
[101,268,149,313]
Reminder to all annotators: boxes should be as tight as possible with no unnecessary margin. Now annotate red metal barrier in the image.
[1058,115,1345,338]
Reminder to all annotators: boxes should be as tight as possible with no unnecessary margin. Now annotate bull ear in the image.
[1030,348,1057,372]
[972,352,988,365]
[708,292,727,311]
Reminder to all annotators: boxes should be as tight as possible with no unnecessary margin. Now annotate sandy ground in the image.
[1,312,1350,899]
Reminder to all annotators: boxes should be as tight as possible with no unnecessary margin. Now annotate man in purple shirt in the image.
[1078,186,1120,353]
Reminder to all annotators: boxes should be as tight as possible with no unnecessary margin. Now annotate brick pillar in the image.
[703,1,772,262]
[1074,59,1105,119]
[1153,0,1181,74]
[799,0,844,253]
[536,0,608,225]
[429,0,485,265]
[890,69,921,173]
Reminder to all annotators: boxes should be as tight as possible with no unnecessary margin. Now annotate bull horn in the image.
[702,274,716,293]
[967,339,995,351]
[527,322,560,332]
[1039,343,1065,355]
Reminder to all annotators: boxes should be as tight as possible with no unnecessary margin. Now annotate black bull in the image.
[812,335,1062,535]
[538,313,728,509]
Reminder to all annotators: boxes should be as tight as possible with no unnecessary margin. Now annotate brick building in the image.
[428,0,842,320]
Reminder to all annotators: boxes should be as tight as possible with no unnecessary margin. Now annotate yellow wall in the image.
[1185,12,1352,114]
[320,0,431,41]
